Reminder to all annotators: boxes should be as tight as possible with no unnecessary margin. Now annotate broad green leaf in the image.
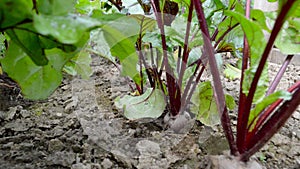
[191,81,220,126]
[225,94,236,110]
[89,30,115,63]
[0,33,6,57]
[165,16,188,46]
[165,16,202,48]
[225,10,269,103]
[224,10,266,65]
[37,0,74,16]
[224,64,241,80]
[63,63,77,76]
[75,0,102,15]
[251,9,271,32]
[33,14,101,44]
[129,14,157,35]
[39,36,77,52]
[63,50,92,79]
[248,90,292,127]
[120,53,140,78]
[91,10,125,21]
[1,42,75,100]
[215,16,239,42]
[5,27,48,66]
[188,47,202,65]
[115,88,166,120]
[202,0,227,33]
[191,81,236,126]
[0,0,33,29]
[101,16,140,78]
[243,65,269,104]
[215,8,244,57]
[275,19,300,54]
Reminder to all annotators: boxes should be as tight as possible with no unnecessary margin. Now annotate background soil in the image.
[0,55,299,169]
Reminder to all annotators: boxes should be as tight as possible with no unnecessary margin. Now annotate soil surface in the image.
[0,55,299,169]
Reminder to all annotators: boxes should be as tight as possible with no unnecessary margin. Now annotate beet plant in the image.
[0,0,101,99]
[109,0,300,163]
[0,0,299,165]
[192,0,300,162]
[113,0,237,128]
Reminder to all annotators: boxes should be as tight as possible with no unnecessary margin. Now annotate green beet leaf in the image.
[225,10,269,104]
[251,9,271,32]
[89,30,116,64]
[224,64,241,80]
[37,0,74,16]
[33,14,101,44]
[191,81,236,126]
[5,28,48,66]
[102,16,140,79]
[191,81,220,126]
[63,50,92,79]
[129,14,157,36]
[243,65,269,104]
[75,0,102,15]
[1,42,75,100]
[225,94,236,110]
[0,0,33,30]
[248,90,292,128]
[225,10,266,65]
[115,88,166,120]
[171,0,190,6]
[275,19,300,54]
[39,36,77,53]
[165,15,202,49]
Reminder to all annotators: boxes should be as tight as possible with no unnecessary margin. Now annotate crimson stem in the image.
[193,0,238,155]
[237,0,297,157]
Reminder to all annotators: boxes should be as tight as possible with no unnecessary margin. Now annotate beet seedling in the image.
[115,0,300,163]
[193,0,300,162]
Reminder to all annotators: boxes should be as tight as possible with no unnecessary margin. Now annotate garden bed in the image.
[0,55,299,169]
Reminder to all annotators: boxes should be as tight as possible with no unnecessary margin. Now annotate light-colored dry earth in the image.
[0,55,299,169]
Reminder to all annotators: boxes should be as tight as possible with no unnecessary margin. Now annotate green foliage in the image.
[251,9,271,32]
[37,0,74,15]
[0,33,6,58]
[225,94,236,110]
[5,24,49,66]
[225,11,266,65]
[165,15,203,48]
[248,90,292,129]
[191,81,236,126]
[33,14,100,44]
[115,88,166,120]
[1,42,72,100]
[101,15,140,79]
[0,0,33,29]
[224,64,241,80]
[89,30,116,64]
[129,14,157,36]
[0,1,298,152]
[275,18,300,54]
[75,0,102,15]
[63,50,92,79]
[191,81,220,126]
[225,10,270,104]
[0,0,95,99]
